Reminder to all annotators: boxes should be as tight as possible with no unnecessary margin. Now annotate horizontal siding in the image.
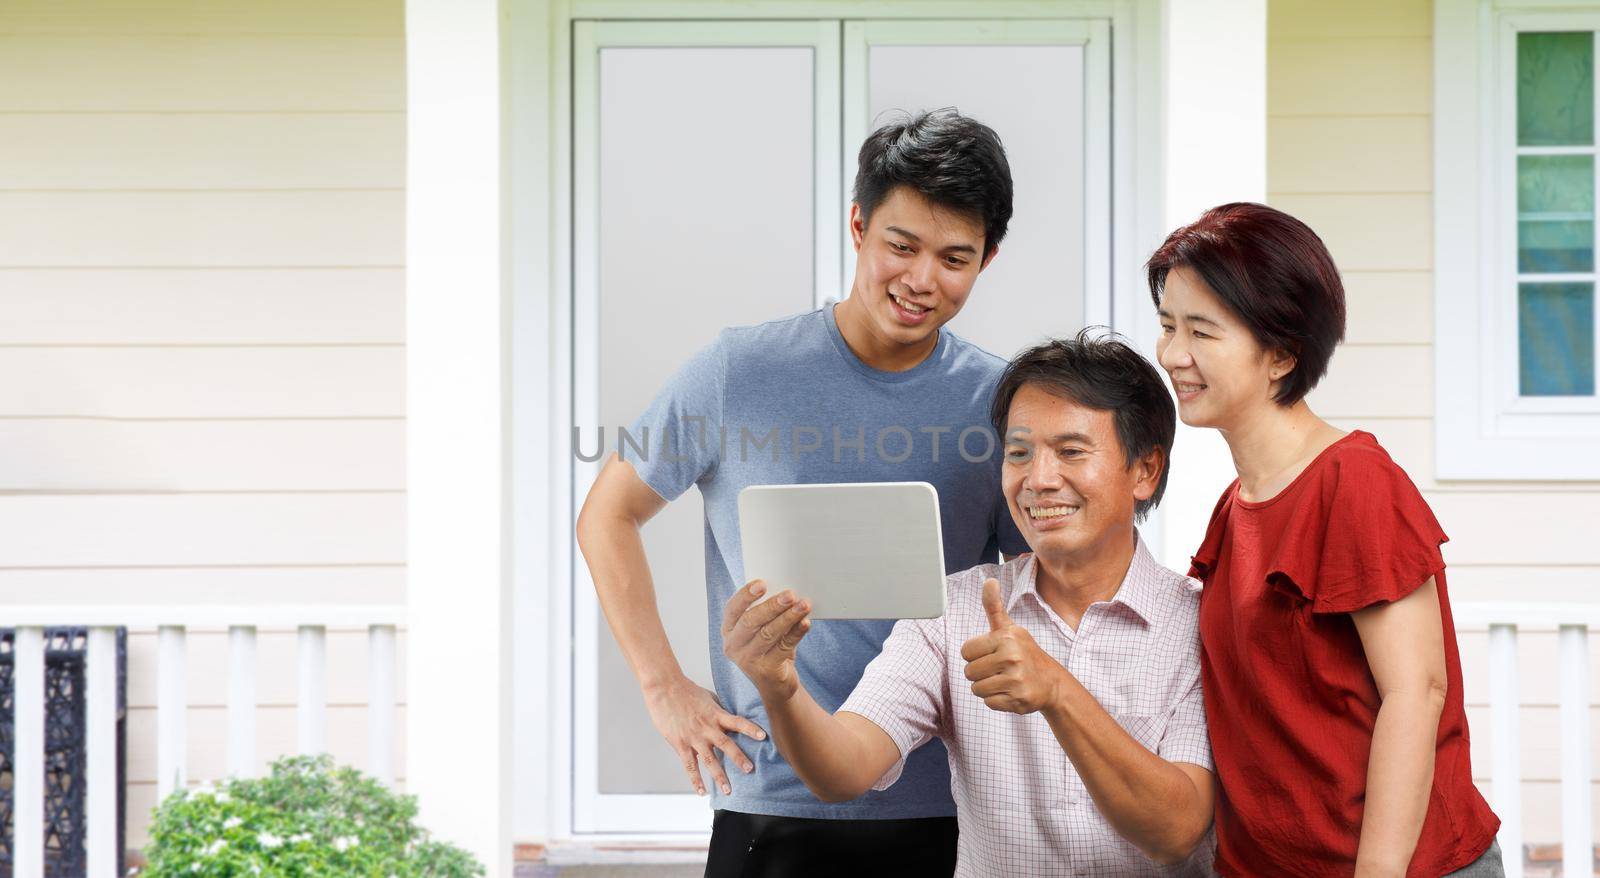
[0,269,403,344]
[0,566,404,605]
[1430,493,1600,567]
[0,347,402,417]
[1447,566,1600,604]
[0,191,403,266]
[1267,193,1432,271]
[1268,37,1432,116]
[1268,0,1432,39]
[0,0,402,34]
[0,0,409,854]
[0,114,404,189]
[1326,417,1592,495]
[0,35,403,111]
[1306,343,1431,419]
[1341,271,1431,344]
[1268,115,1431,193]
[0,419,403,491]
[0,494,403,567]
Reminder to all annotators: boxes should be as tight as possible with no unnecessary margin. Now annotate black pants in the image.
[704,809,957,877]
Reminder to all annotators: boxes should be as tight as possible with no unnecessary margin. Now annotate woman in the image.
[1147,203,1502,877]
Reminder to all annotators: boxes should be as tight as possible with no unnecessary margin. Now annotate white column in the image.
[228,625,258,778]
[13,627,45,878]
[1488,624,1522,878]
[157,625,188,798]
[1155,0,1267,571]
[368,623,397,786]
[298,625,328,756]
[1559,625,1592,878]
[86,627,120,878]
[406,0,514,874]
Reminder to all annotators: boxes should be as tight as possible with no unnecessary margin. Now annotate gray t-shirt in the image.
[627,303,1027,819]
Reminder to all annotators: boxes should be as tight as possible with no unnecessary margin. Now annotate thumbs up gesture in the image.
[960,578,1069,715]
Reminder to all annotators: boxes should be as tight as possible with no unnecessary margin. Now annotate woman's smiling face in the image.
[1155,266,1293,430]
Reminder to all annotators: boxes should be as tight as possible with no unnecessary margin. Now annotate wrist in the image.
[756,679,799,707]
[640,668,690,698]
[1043,664,1077,720]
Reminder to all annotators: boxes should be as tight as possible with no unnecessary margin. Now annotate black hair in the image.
[989,330,1177,522]
[853,108,1014,260]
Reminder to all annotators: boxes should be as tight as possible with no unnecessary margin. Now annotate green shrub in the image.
[141,755,484,878]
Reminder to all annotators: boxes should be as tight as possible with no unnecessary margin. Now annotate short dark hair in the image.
[988,330,1176,522]
[853,108,1013,260]
[1145,202,1347,406]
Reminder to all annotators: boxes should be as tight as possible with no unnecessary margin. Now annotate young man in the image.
[575,110,1027,874]
[723,335,1217,877]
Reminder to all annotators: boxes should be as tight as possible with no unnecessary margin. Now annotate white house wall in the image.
[0,0,408,850]
[1269,0,1600,842]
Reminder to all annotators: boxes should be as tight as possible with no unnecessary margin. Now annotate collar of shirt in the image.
[1006,534,1165,628]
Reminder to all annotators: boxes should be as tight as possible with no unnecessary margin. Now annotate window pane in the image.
[1519,282,1596,396]
[1519,32,1594,146]
[1518,154,1595,272]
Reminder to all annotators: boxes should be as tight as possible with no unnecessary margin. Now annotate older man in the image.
[724,334,1216,877]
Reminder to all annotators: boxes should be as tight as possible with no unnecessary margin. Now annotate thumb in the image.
[982,578,1011,631]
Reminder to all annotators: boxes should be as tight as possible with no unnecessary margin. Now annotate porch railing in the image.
[2,602,1597,876]
[1452,602,1600,878]
[1,605,404,878]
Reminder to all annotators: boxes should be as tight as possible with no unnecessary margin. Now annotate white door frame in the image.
[839,18,1114,329]
[570,18,844,834]
[508,0,1172,853]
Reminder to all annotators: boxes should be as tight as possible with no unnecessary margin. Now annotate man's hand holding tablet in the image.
[722,580,812,702]
[736,482,948,620]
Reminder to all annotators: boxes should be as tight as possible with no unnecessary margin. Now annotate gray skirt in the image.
[1444,840,1505,877]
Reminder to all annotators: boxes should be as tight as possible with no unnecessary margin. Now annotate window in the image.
[1436,1,1600,479]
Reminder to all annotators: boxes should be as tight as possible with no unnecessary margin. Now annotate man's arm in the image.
[576,454,766,797]
[721,581,902,802]
[964,580,1213,864]
[1350,577,1449,878]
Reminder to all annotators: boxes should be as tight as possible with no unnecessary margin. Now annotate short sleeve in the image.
[623,338,725,503]
[1269,449,1448,616]
[1157,671,1213,772]
[837,615,947,791]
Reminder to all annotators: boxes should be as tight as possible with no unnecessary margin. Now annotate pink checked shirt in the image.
[839,537,1216,877]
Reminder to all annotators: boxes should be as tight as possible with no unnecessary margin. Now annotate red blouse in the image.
[1190,431,1498,877]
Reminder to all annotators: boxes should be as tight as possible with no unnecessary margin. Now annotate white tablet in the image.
[737,482,948,620]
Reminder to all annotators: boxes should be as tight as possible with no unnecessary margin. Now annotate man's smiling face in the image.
[1001,384,1157,564]
[849,184,991,350]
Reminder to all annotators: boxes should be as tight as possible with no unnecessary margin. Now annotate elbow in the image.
[812,782,866,804]
[1144,822,1211,866]
[803,776,869,804]
[1145,831,1203,863]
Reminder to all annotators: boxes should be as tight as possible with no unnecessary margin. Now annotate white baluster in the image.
[87,627,119,878]
[368,624,397,786]
[1559,624,1592,878]
[298,625,327,756]
[1488,623,1522,878]
[157,625,188,798]
[14,627,45,878]
[228,625,258,778]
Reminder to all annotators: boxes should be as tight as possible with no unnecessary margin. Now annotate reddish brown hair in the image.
[1146,202,1346,406]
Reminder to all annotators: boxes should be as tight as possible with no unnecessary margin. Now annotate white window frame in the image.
[1436,0,1600,479]
[518,0,1167,852]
